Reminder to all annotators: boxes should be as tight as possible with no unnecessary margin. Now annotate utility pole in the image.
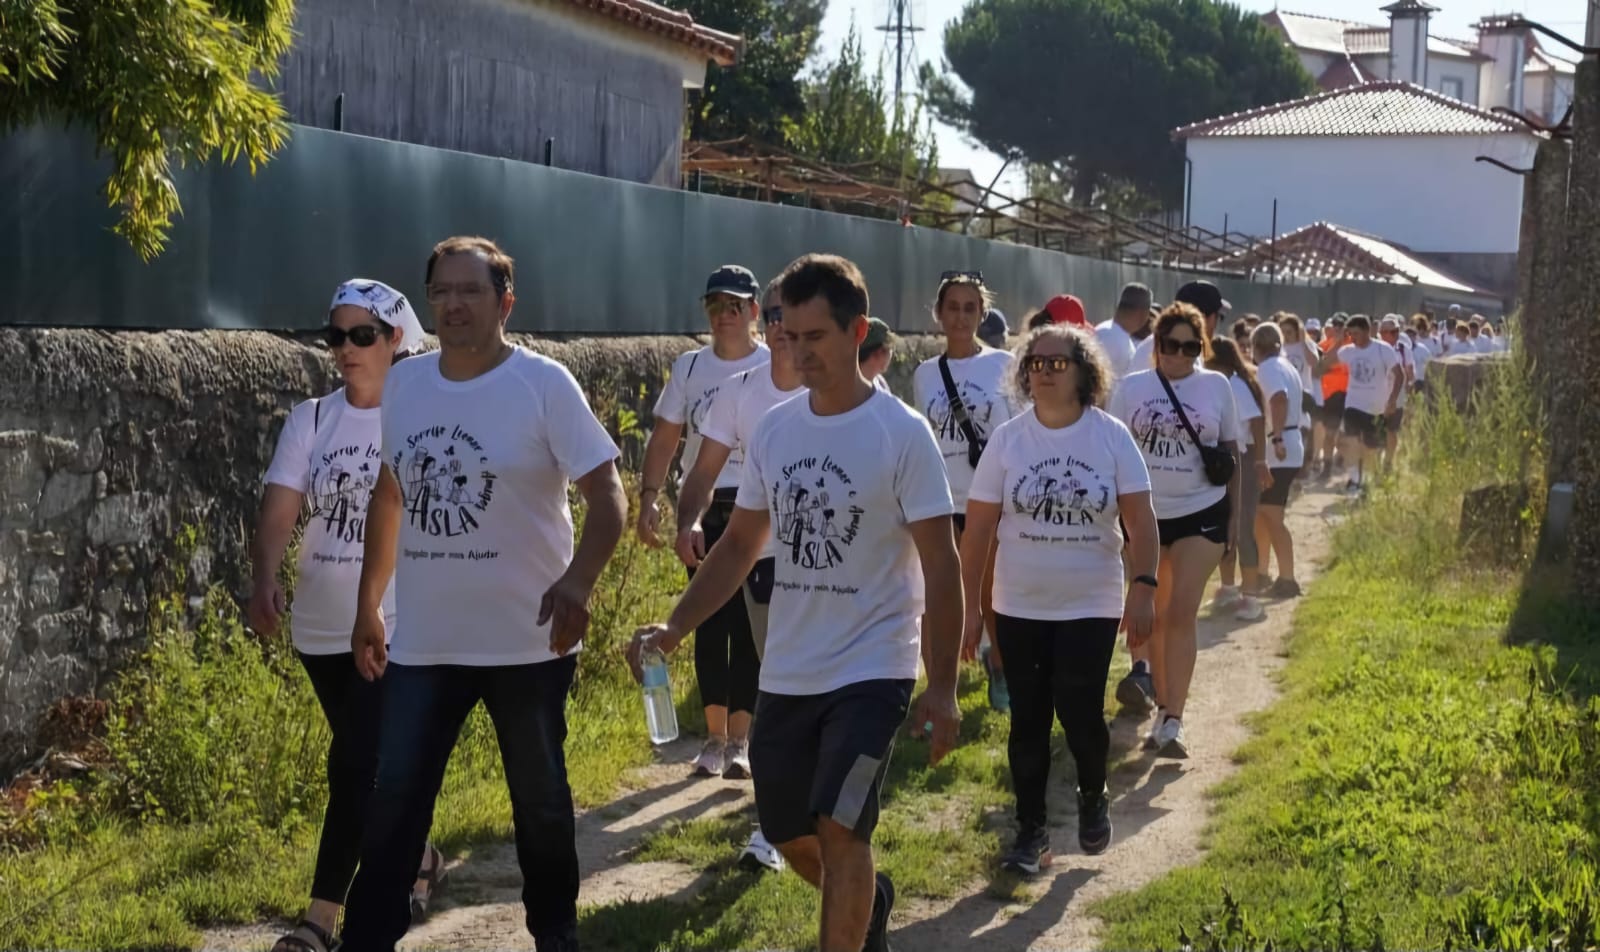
[876,0,924,112]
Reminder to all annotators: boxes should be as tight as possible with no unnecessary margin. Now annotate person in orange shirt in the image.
[1313,314,1349,480]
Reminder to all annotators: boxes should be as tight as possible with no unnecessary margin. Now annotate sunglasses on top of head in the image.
[324,323,389,348]
[1158,337,1204,358]
[939,269,984,283]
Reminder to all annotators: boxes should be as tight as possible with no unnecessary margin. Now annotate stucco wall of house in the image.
[1185,133,1537,253]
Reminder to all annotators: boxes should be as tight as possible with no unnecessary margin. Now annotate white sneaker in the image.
[1210,585,1242,612]
[722,738,751,780]
[1234,597,1265,621]
[691,737,726,778]
[1143,708,1166,751]
[739,827,785,872]
[1157,717,1189,759]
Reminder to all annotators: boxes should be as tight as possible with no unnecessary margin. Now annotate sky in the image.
[816,0,1592,199]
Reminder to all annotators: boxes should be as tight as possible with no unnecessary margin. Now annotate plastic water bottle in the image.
[641,648,679,744]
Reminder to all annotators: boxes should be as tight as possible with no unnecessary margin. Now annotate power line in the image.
[875,0,924,112]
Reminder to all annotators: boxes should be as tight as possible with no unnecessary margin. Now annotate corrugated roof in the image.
[1173,80,1532,139]
[557,0,741,65]
[1341,26,1486,59]
[1209,221,1482,292]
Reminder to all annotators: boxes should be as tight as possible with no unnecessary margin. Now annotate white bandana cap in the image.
[329,278,427,354]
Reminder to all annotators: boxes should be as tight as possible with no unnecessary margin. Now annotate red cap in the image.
[1045,294,1088,327]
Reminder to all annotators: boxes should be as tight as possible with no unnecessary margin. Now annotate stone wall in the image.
[0,328,942,777]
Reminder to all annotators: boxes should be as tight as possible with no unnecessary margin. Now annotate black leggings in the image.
[298,650,384,905]
[994,615,1119,828]
[690,495,759,715]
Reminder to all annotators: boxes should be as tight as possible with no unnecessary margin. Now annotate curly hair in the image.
[1007,324,1113,408]
[1150,303,1211,367]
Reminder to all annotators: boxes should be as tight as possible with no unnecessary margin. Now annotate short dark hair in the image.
[1346,314,1372,332]
[777,254,869,331]
[426,236,515,296]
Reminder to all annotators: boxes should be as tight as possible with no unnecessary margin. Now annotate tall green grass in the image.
[1091,342,1600,951]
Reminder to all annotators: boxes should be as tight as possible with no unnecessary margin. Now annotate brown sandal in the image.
[270,919,339,952]
[410,843,448,922]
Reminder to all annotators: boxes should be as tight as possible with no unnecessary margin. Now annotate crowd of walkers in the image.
[247,237,1505,952]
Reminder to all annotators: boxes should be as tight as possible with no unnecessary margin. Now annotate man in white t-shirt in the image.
[1095,282,1151,389]
[342,237,627,952]
[631,254,962,952]
[1316,314,1401,495]
[1377,316,1415,471]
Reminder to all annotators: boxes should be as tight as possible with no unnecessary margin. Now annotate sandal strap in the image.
[274,919,337,952]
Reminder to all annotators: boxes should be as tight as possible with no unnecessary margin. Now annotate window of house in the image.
[1441,77,1465,100]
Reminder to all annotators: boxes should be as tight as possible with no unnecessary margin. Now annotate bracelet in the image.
[1133,574,1158,589]
[1270,435,1284,444]
[640,486,660,498]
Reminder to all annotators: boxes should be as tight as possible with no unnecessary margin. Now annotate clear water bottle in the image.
[640,647,679,745]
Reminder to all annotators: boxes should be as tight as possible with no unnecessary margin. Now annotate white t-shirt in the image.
[264,389,397,654]
[1390,336,1415,408]
[1131,333,1155,373]
[1255,355,1306,469]
[1338,340,1401,415]
[967,408,1150,620]
[1108,369,1241,520]
[654,343,771,490]
[1475,336,1495,353]
[1411,338,1432,380]
[380,349,619,666]
[1095,322,1137,385]
[1228,375,1261,449]
[699,367,806,559]
[912,348,1019,507]
[736,389,954,695]
[1283,339,1317,398]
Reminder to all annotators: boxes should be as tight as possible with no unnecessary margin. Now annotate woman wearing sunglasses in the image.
[249,280,444,952]
[961,325,1157,873]
[1108,304,1241,758]
[913,269,1020,711]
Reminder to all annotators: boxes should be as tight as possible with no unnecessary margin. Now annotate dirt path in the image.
[203,485,1340,952]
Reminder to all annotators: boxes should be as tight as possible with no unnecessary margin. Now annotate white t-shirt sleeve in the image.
[967,423,1007,505]
[1217,374,1243,444]
[263,400,316,493]
[541,363,621,480]
[734,417,770,512]
[1107,382,1128,427]
[1109,418,1152,495]
[699,375,739,449]
[653,352,692,424]
[895,415,958,523]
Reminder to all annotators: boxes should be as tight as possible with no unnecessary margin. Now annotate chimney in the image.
[1476,17,1528,112]
[1383,0,1437,86]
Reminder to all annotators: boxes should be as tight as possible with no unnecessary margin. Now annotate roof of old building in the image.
[1208,221,1484,293]
[1173,80,1533,139]
[556,0,741,65]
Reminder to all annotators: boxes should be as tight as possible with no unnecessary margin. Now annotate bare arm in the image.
[674,437,733,567]
[958,502,999,662]
[635,420,685,545]
[667,507,769,641]
[563,460,627,594]
[1118,489,1159,644]
[910,514,964,764]
[1386,366,1404,412]
[1223,439,1241,554]
[247,485,304,636]
[1268,391,1289,462]
[353,465,402,680]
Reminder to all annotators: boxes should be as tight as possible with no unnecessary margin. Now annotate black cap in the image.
[1174,280,1225,316]
[703,265,760,300]
[1117,283,1153,312]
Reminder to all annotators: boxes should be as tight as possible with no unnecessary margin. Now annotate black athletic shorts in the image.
[1317,390,1346,427]
[1259,466,1300,506]
[749,678,913,845]
[1156,495,1230,547]
[1301,391,1317,418]
[951,512,966,535]
[1341,407,1384,449]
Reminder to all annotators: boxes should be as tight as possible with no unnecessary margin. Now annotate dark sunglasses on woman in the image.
[1023,354,1073,373]
[324,323,390,348]
[1158,337,1204,359]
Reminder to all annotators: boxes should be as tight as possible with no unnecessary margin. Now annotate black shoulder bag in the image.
[938,354,985,469]
[1156,371,1235,487]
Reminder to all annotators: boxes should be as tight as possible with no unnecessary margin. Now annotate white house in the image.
[1261,2,1577,125]
[1174,81,1540,296]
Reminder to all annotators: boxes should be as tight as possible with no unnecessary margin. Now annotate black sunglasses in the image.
[939,269,984,283]
[762,305,783,325]
[1023,354,1073,374]
[1158,337,1204,359]
[324,323,389,348]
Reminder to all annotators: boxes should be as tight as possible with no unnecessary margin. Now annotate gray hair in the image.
[1251,321,1284,354]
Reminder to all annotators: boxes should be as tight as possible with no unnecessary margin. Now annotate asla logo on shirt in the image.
[688,383,723,437]
[312,443,383,543]
[773,454,863,569]
[925,381,996,445]
[1130,401,1200,460]
[1349,355,1379,385]
[395,425,499,537]
[1009,456,1110,527]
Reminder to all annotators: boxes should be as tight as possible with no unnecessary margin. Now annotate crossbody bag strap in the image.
[1155,370,1206,453]
[313,397,322,434]
[937,354,982,449]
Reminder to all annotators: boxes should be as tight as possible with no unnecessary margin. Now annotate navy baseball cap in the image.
[1174,280,1226,316]
[703,265,760,299]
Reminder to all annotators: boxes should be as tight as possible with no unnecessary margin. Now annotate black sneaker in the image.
[1115,669,1155,715]
[1266,577,1302,599]
[862,871,895,952]
[999,823,1053,876]
[1078,789,1112,855]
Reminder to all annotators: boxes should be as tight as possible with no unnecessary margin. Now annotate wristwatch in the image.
[1133,574,1158,589]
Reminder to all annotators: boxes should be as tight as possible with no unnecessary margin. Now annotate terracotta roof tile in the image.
[1209,221,1482,293]
[559,0,741,65]
[1173,80,1533,139]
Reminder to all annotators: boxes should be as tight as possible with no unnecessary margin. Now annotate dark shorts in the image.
[951,512,966,535]
[1156,495,1231,547]
[1341,407,1384,449]
[1259,466,1300,506]
[1388,408,1406,432]
[749,678,914,845]
[1301,391,1317,418]
[1317,390,1346,427]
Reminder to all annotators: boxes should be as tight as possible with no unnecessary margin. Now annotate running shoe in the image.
[690,737,725,778]
[863,871,896,952]
[1143,708,1166,751]
[739,827,785,873]
[1115,669,1156,715]
[1077,789,1113,855]
[1156,716,1189,759]
[1000,823,1053,875]
[1209,585,1243,612]
[1266,578,1302,599]
[1234,596,1265,621]
[722,738,751,780]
